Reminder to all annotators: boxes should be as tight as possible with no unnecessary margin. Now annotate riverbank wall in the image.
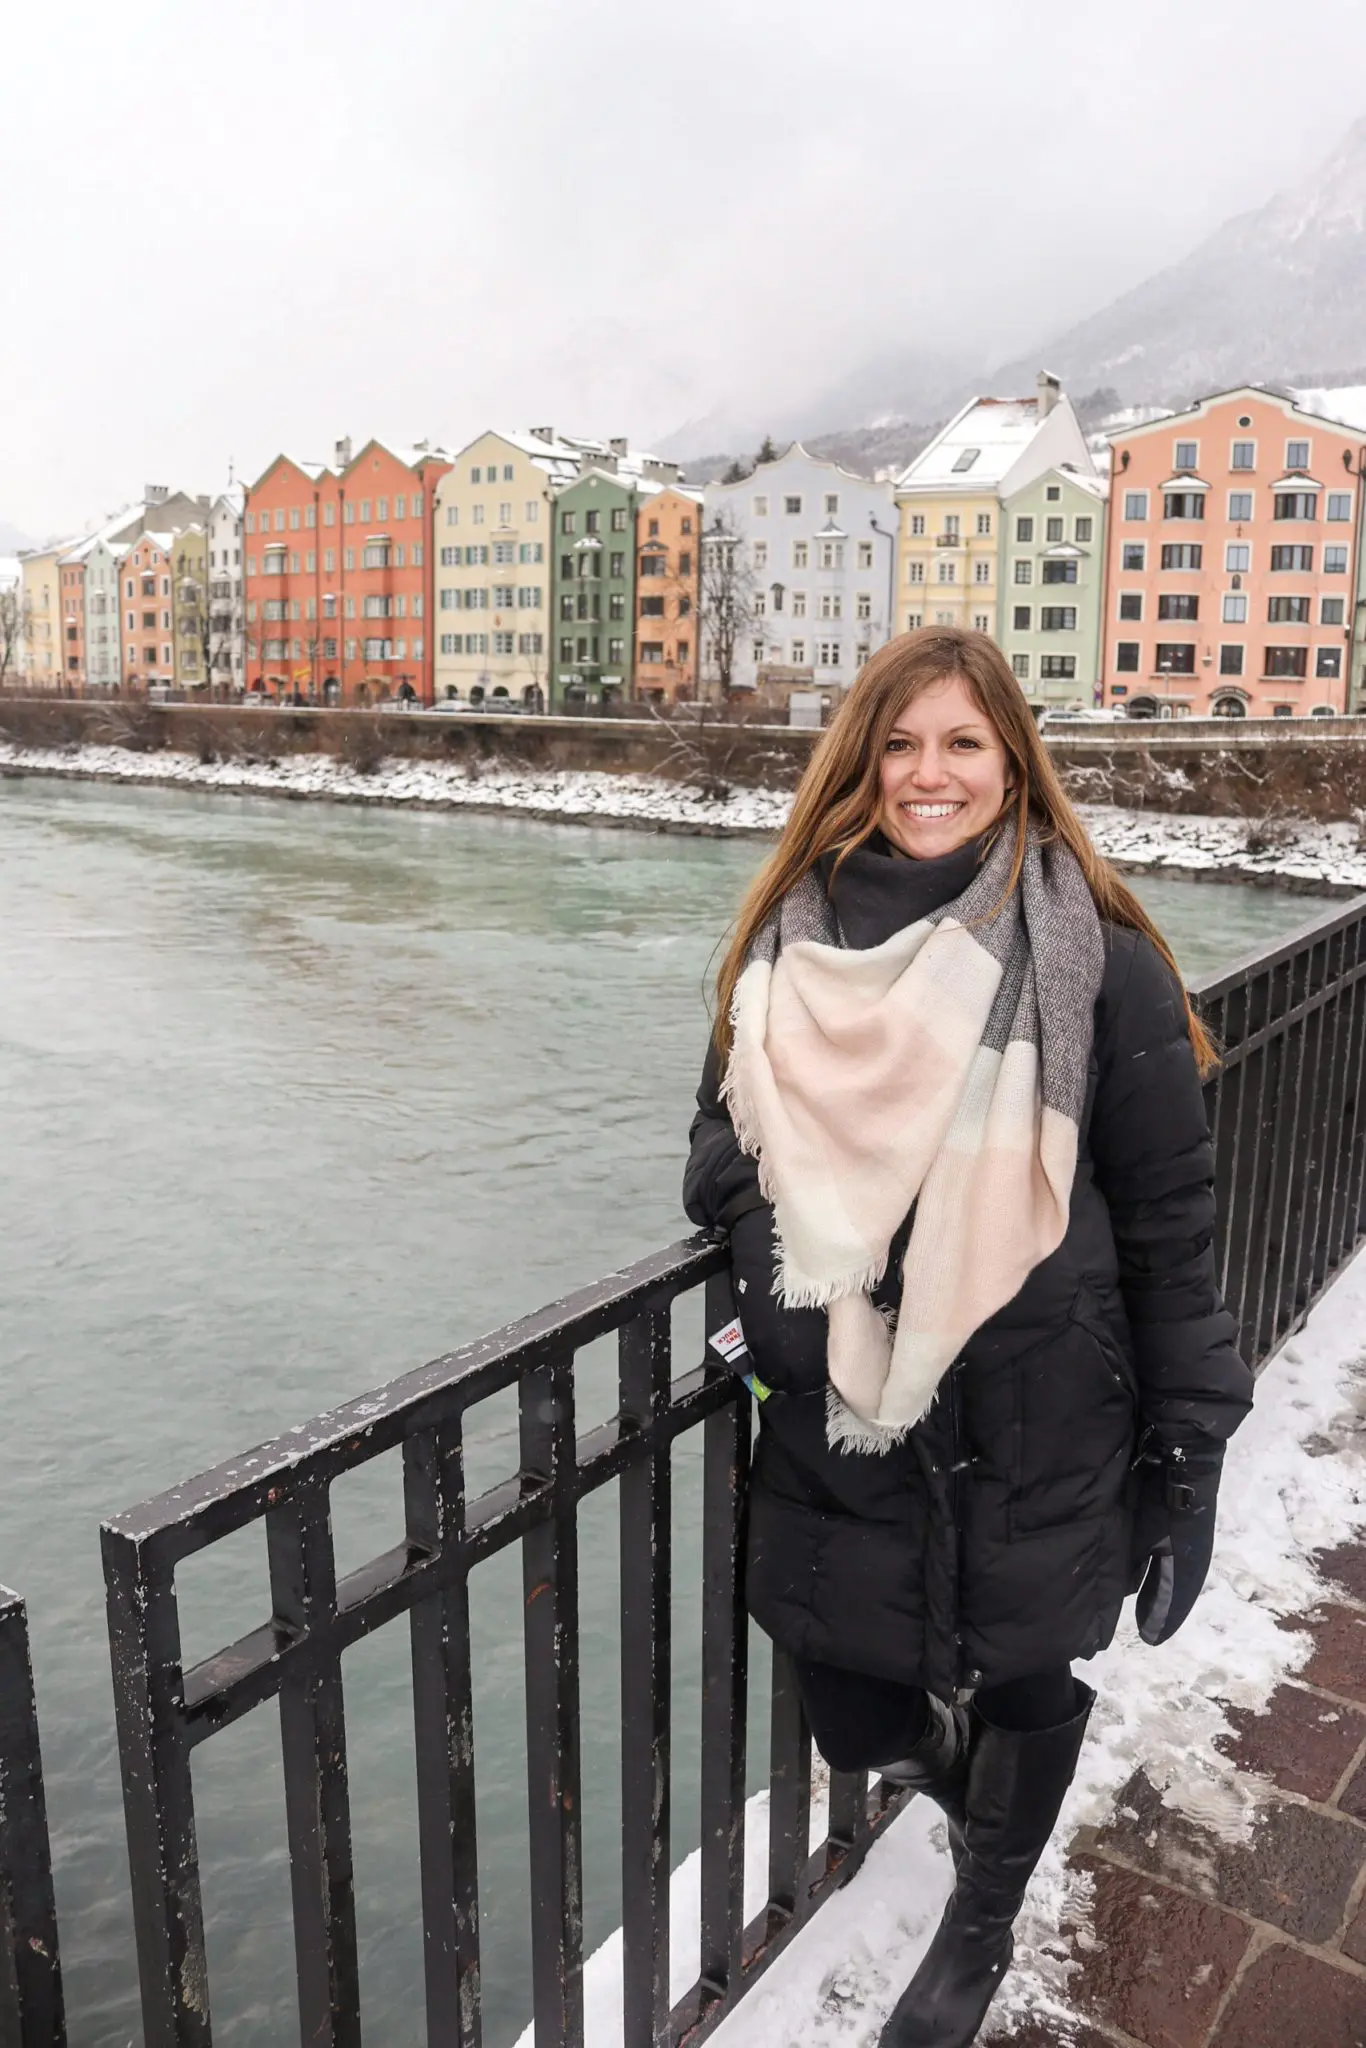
[8,696,1366,822]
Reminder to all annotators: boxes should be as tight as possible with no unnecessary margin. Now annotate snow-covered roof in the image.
[896,397,1045,491]
[1156,475,1211,491]
[1268,474,1325,491]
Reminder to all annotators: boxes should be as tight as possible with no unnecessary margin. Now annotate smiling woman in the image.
[684,625,1254,2048]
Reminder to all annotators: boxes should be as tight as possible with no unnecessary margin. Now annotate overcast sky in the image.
[6,0,1366,538]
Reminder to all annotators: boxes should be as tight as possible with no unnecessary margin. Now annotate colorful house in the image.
[632,486,703,701]
[996,467,1108,706]
[120,532,177,689]
[1102,388,1366,717]
[895,375,1096,645]
[244,438,452,705]
[171,524,209,690]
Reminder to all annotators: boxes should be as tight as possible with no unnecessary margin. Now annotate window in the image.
[974,560,991,584]
[394,495,405,519]
[608,638,626,665]
[1045,484,1061,503]
[526,502,540,523]
[943,515,960,540]
[976,512,992,536]
[907,562,926,584]
[790,541,809,569]
[1231,441,1255,470]
[1013,606,1032,630]
[1268,595,1310,622]
[446,506,459,527]
[519,542,544,564]
[471,466,482,483]
[344,503,355,524]
[972,614,989,632]
[1040,607,1077,631]
[1228,492,1253,523]
[792,592,807,617]
[493,632,515,655]
[937,561,956,583]
[1164,491,1206,520]
[857,541,874,570]
[1124,491,1148,520]
[1040,656,1077,680]
[519,633,544,656]
[1317,647,1344,679]
[363,544,390,569]
[1160,543,1203,570]
[493,584,515,608]
[585,510,600,535]
[824,494,839,516]
[609,552,625,578]
[1044,517,1064,543]
[789,638,806,664]
[1014,516,1035,545]
[1012,653,1031,679]
[1327,492,1353,522]
[1014,560,1033,585]
[951,449,981,473]
[324,503,336,527]
[905,612,923,630]
[1223,594,1248,622]
[562,511,576,534]
[1042,559,1078,584]
[784,496,802,515]
[910,513,926,536]
[493,540,516,564]
[818,592,843,619]
[753,541,768,570]
[499,503,512,525]
[1075,516,1094,543]
[816,641,842,667]
[1322,597,1346,625]
[516,587,542,608]
[1158,593,1199,621]
[559,636,574,663]
[819,541,845,569]
[640,595,665,617]
[1173,440,1198,470]
[468,545,490,566]
[609,593,624,621]
[503,466,514,483]
[1121,543,1146,571]
[856,592,872,619]
[1115,642,1140,673]
[1286,439,1311,470]
[1154,643,1196,673]
[1325,546,1349,573]
[1274,492,1317,521]
[1119,593,1143,621]
[752,495,768,517]
[1225,543,1250,573]
[440,633,458,655]
[1265,646,1308,677]
[1270,545,1314,571]
[1219,645,1245,675]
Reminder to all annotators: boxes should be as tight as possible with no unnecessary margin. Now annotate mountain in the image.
[0,519,33,553]
[984,117,1366,406]
[660,346,973,468]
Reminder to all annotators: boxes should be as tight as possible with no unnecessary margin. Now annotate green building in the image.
[551,468,651,708]
[996,466,1108,709]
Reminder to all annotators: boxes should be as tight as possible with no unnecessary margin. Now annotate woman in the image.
[682,628,1252,2048]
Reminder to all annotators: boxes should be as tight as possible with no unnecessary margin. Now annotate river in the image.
[0,779,1323,2045]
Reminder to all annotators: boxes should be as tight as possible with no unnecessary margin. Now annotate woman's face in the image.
[878,674,1013,859]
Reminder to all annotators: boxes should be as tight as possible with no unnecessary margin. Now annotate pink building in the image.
[1101,389,1366,717]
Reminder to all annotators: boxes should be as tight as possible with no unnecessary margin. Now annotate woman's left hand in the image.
[1133,1451,1224,1645]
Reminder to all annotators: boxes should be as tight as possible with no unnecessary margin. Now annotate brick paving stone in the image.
[1215,1682,1366,1802]
[1096,1768,1366,1945]
[1317,1543,1366,1606]
[1059,1853,1250,2048]
[1211,1943,1366,2047]
[1345,1892,1366,1965]
[1338,1752,1366,1824]
[1297,1605,1366,1705]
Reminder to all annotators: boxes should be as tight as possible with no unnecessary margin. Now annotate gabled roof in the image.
[1109,384,1366,445]
[896,397,1046,491]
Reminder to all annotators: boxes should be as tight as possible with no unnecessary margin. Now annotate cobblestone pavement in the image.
[995,1539,1366,2047]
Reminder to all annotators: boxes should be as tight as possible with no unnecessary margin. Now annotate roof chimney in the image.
[145,484,168,505]
[609,436,629,459]
[1036,371,1061,418]
[335,435,353,470]
[530,426,555,444]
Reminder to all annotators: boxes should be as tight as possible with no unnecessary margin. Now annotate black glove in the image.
[726,1207,828,1397]
[1132,1446,1225,1646]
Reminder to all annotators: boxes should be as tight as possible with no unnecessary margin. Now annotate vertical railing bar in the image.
[0,1588,65,2046]
[698,1269,750,2001]
[1340,914,1366,1262]
[1244,961,1290,1363]
[765,1651,811,1928]
[1266,949,1316,1354]
[1298,929,1346,1311]
[1330,917,1366,1266]
[406,1423,482,2048]
[1225,966,1273,1346]
[618,1306,673,2048]
[102,1526,211,2048]
[520,1346,584,2048]
[267,1485,361,2048]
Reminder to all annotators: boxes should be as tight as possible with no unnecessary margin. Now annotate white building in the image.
[207,484,245,694]
[83,530,133,690]
[701,445,898,700]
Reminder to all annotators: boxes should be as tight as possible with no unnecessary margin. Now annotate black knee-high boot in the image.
[879,1682,1095,2048]
[875,1693,971,1864]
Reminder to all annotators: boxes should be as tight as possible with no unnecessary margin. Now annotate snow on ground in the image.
[515,1249,1366,2048]
[7,740,1366,891]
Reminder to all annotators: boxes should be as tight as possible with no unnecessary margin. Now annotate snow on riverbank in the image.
[6,739,1366,890]
[515,1250,1366,2048]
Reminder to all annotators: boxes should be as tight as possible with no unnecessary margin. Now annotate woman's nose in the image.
[910,746,950,787]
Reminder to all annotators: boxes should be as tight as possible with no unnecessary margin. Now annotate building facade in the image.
[1101,389,1366,717]
[632,486,702,701]
[19,543,68,685]
[432,430,581,707]
[58,554,87,687]
[120,532,177,690]
[207,486,244,695]
[84,536,129,690]
[895,376,1095,646]
[996,467,1108,706]
[551,468,658,707]
[171,524,209,690]
[244,439,452,705]
[701,446,898,703]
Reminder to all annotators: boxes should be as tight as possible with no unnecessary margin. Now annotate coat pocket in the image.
[1007,1314,1138,1538]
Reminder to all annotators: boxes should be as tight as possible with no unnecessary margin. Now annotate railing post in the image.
[698,1270,750,2003]
[0,1588,64,2046]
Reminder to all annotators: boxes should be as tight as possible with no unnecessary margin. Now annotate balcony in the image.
[935,533,963,548]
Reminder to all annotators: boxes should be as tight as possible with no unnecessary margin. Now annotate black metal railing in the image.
[0,1588,64,2043]
[7,891,1366,2046]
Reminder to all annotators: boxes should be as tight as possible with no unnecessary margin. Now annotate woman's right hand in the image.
[727,1207,830,1398]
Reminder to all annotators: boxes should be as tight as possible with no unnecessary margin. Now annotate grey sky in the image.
[7,0,1366,537]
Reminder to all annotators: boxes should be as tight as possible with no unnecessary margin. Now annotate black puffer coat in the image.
[683,838,1253,1701]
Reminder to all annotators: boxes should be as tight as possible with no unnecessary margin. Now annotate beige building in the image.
[895,373,1095,642]
[171,524,209,689]
[433,429,585,707]
[19,542,72,685]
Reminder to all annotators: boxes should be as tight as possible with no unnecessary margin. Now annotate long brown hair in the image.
[713,627,1216,1073]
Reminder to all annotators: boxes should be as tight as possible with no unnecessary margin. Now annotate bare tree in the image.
[698,511,758,702]
[0,585,30,691]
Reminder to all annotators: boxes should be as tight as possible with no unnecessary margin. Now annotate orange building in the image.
[120,533,176,689]
[1102,389,1366,718]
[632,486,702,701]
[243,437,452,705]
[58,556,86,687]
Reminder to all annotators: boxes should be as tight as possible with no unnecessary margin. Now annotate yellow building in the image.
[432,429,586,708]
[19,542,70,686]
[171,523,209,689]
[894,375,1094,642]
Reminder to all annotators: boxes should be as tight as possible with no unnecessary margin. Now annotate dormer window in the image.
[951,449,981,473]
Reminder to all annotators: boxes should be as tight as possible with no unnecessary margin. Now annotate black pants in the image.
[794,1657,1076,1773]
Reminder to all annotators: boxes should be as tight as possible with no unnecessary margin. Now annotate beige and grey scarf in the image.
[722,822,1105,1451]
